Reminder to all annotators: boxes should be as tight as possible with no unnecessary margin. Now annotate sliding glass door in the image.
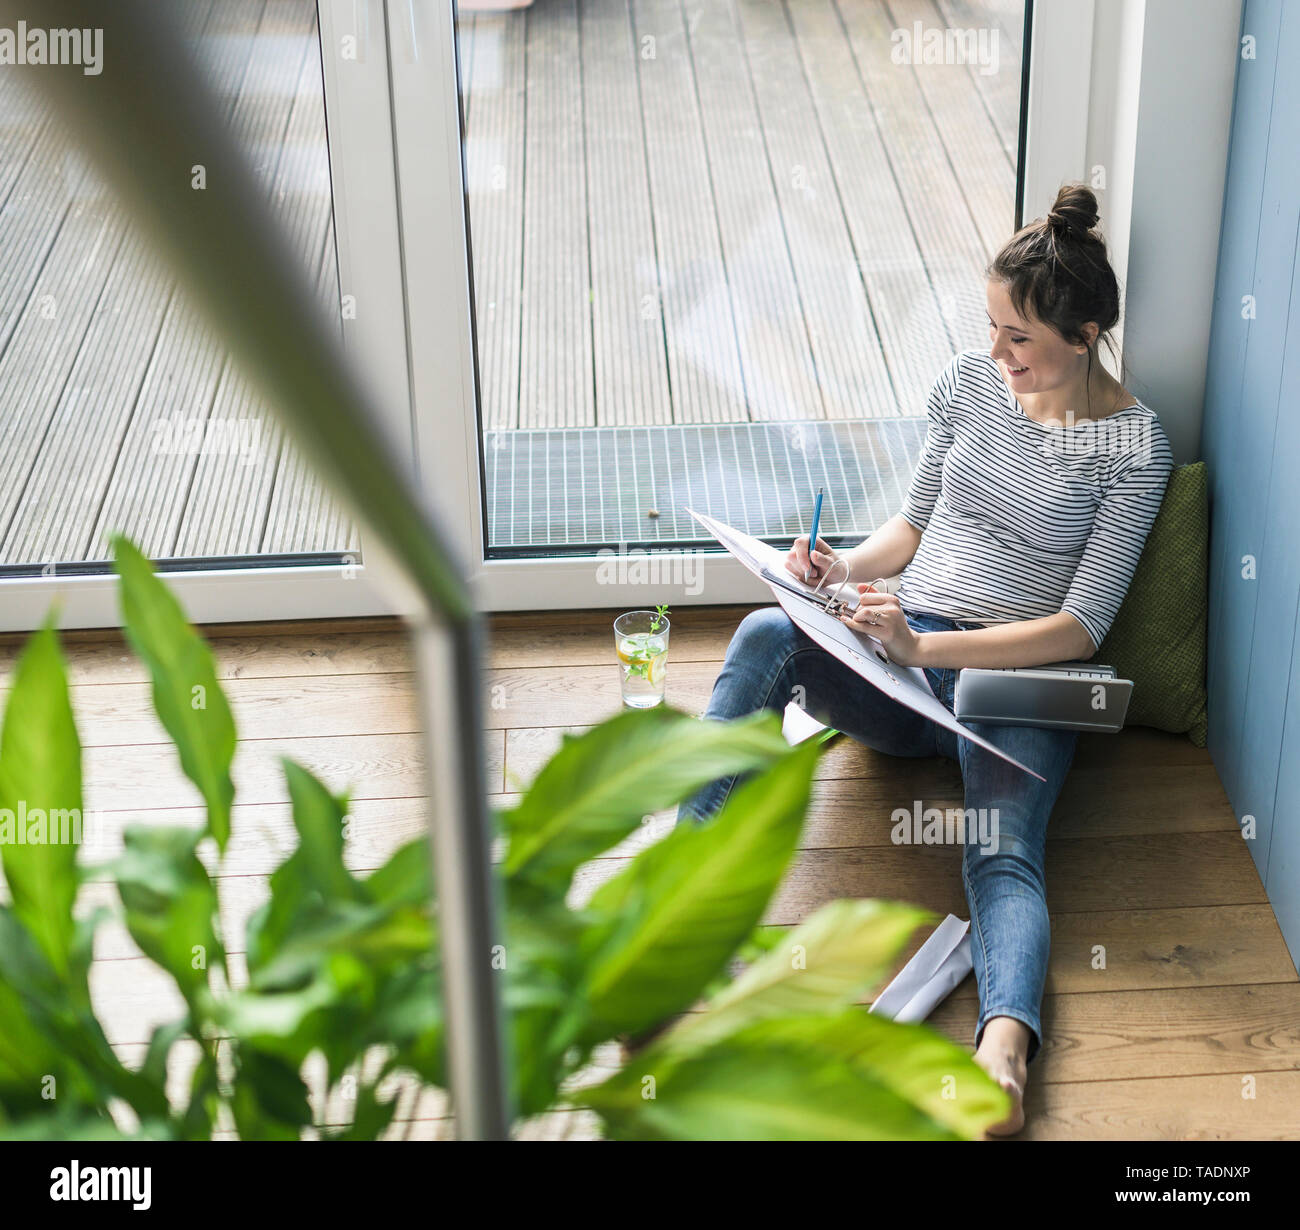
[389,0,1090,610]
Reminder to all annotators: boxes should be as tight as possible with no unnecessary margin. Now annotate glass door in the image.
[0,0,408,629]
[387,1,1087,609]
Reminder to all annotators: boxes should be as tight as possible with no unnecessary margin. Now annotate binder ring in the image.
[812,557,858,617]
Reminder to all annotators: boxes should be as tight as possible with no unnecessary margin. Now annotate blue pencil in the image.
[804,486,824,583]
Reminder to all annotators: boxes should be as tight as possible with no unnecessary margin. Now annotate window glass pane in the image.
[0,0,357,573]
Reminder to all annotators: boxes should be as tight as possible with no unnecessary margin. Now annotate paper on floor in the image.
[781,700,831,744]
[868,913,973,1023]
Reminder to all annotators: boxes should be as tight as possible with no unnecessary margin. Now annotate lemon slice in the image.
[647,651,666,686]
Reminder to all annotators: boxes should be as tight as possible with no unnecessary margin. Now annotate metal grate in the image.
[483,418,928,553]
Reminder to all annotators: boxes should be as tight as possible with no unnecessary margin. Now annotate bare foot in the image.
[975,1045,1028,1137]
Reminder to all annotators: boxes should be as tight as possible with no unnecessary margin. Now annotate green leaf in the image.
[113,825,224,1005]
[368,958,444,1088]
[662,900,933,1056]
[281,760,364,902]
[501,707,792,892]
[0,907,168,1124]
[363,836,430,908]
[216,973,345,1045]
[734,1011,1011,1138]
[230,1048,313,1140]
[248,901,432,993]
[0,623,81,978]
[502,901,585,1116]
[585,1014,966,1141]
[577,738,819,1043]
[0,913,71,1113]
[111,537,236,853]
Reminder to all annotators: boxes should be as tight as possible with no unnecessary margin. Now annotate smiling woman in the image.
[986,183,1129,426]
[681,179,1175,1137]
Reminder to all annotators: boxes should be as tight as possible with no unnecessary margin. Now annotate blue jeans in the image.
[678,605,1079,1064]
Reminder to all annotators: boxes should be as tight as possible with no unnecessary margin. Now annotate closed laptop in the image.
[953,663,1133,733]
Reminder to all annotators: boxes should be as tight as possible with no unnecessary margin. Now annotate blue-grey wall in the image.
[1201,0,1300,973]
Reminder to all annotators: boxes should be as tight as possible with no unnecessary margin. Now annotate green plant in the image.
[0,543,1010,1140]
[649,603,669,633]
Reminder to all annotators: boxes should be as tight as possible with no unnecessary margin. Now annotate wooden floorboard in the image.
[934,0,1025,165]
[690,0,827,423]
[4,602,1289,1138]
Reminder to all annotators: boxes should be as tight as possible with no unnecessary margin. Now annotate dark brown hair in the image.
[987,183,1122,415]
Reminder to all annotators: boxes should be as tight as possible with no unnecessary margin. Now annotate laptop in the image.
[953,661,1133,733]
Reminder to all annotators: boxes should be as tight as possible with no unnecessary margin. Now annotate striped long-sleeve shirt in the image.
[893,348,1174,652]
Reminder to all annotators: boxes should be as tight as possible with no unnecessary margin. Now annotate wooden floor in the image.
[2,0,1021,566]
[5,606,1298,1140]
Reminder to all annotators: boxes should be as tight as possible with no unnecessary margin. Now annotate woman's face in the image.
[985,280,1093,399]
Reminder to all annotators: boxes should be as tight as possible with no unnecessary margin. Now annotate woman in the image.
[679,183,1174,1137]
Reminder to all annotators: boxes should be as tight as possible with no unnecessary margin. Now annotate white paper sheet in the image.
[687,508,1046,782]
[781,700,831,745]
[868,914,973,1023]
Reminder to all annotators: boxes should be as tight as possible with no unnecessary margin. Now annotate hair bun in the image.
[1047,184,1100,237]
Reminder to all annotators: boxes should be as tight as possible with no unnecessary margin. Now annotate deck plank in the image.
[684,0,825,423]
[260,225,360,554]
[83,0,264,560]
[2,241,174,565]
[836,0,997,352]
[630,0,749,424]
[933,0,1025,167]
[890,0,1017,260]
[735,0,896,419]
[0,191,129,563]
[785,0,955,416]
[462,12,527,430]
[174,2,329,556]
[581,0,673,426]
[520,0,595,427]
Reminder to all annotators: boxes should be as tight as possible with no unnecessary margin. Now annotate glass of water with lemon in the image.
[614,608,670,708]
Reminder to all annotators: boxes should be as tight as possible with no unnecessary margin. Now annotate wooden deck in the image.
[0,0,356,569]
[1,0,1022,567]
[11,607,1298,1140]
[460,0,1023,429]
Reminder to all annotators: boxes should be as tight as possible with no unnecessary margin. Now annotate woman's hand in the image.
[838,584,926,667]
[787,535,839,584]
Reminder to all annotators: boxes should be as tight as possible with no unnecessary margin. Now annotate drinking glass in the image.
[614,610,670,708]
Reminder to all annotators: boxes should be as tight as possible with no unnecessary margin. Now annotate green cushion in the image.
[1096,461,1209,745]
